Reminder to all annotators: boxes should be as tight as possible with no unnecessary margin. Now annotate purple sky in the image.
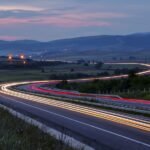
[0,0,150,41]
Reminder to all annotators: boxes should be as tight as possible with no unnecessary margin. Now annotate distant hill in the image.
[0,33,150,61]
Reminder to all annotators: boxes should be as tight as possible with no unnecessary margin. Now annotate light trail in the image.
[0,82,150,132]
[29,82,150,105]
[0,63,150,132]
[27,62,150,105]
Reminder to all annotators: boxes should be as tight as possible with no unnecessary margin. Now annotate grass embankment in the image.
[0,108,73,150]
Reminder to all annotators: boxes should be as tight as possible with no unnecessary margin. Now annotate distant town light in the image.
[23,61,26,64]
[8,55,13,60]
[20,54,25,59]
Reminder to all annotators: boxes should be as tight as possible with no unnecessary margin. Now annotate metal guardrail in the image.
[13,87,150,116]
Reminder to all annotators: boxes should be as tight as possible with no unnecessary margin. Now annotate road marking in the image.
[1,84,150,131]
[0,94,150,148]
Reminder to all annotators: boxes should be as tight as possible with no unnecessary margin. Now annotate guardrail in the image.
[12,86,150,116]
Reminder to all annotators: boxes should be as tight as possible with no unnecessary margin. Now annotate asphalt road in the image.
[0,91,149,150]
[0,62,150,150]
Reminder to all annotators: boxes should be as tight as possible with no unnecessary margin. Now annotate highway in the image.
[0,63,150,150]
[22,63,150,105]
[14,62,150,114]
[0,82,150,150]
[26,82,150,105]
[16,81,150,116]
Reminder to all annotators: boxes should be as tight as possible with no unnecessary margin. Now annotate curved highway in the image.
[15,62,150,113]
[0,81,150,150]
[23,63,150,105]
[0,63,150,150]
[27,82,150,105]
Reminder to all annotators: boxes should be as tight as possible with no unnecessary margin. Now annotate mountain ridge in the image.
[0,33,150,60]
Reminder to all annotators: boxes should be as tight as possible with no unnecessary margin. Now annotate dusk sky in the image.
[0,0,150,41]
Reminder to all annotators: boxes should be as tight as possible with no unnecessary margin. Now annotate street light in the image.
[20,54,25,60]
[8,54,13,61]
[23,61,26,64]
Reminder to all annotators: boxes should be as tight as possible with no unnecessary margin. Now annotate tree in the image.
[128,70,137,78]
[70,68,74,72]
[41,68,45,73]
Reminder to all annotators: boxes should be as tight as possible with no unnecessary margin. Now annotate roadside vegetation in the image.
[56,74,150,100]
[0,107,73,150]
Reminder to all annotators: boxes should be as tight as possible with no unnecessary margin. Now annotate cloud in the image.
[0,11,126,28]
[0,5,43,11]
[0,16,111,28]
[0,10,43,18]
[63,12,127,20]
[0,18,28,25]
[0,4,128,28]
[34,17,111,27]
[0,6,77,19]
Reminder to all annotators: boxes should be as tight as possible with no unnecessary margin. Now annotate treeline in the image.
[56,75,150,94]
[49,73,92,80]
[49,71,111,80]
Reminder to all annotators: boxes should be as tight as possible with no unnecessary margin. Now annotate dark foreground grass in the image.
[0,108,73,150]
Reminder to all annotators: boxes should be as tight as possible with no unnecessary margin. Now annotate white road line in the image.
[0,94,150,148]
[2,87,150,131]
[1,84,150,131]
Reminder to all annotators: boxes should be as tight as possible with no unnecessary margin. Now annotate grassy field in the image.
[0,69,50,82]
[0,107,73,150]
[0,63,144,82]
[46,63,144,74]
